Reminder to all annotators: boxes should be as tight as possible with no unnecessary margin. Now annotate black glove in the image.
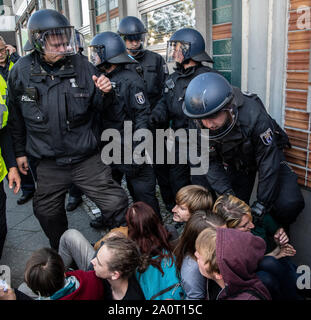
[251,201,266,226]
[148,111,161,128]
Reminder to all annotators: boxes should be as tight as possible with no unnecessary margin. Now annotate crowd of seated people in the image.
[0,185,307,301]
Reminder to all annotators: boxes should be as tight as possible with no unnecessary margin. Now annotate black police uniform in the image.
[151,63,216,197]
[128,49,176,210]
[130,49,167,110]
[102,64,160,216]
[7,52,129,249]
[194,88,305,226]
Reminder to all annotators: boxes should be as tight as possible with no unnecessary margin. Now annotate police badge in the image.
[135,92,146,105]
[260,128,273,145]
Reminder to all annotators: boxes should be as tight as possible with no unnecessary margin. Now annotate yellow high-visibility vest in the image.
[0,60,13,129]
[0,92,8,181]
[0,61,12,182]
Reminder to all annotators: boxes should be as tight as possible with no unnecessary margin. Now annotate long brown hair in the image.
[126,202,173,275]
[174,210,225,272]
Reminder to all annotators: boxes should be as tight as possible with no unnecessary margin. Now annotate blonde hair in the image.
[0,36,5,44]
[213,194,252,228]
[175,185,213,214]
[195,227,219,274]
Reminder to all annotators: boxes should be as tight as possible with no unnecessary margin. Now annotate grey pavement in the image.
[0,179,175,289]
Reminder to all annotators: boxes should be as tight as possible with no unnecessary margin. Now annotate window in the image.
[95,0,119,33]
[141,0,195,48]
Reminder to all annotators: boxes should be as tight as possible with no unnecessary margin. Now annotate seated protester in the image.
[58,202,183,300]
[18,248,104,300]
[173,211,226,300]
[212,194,303,300]
[91,236,145,300]
[126,202,185,300]
[195,228,271,300]
[58,203,177,272]
[172,185,213,223]
[213,194,290,255]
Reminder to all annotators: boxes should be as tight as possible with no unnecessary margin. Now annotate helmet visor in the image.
[34,27,78,56]
[166,40,190,64]
[88,46,106,67]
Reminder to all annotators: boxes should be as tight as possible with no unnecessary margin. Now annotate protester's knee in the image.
[59,229,82,248]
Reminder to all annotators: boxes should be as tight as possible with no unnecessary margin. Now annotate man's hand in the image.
[5,44,16,55]
[0,287,16,300]
[8,167,21,194]
[92,75,112,93]
[274,228,289,247]
[16,156,29,175]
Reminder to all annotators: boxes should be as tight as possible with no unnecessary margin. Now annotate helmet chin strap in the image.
[127,43,144,55]
[208,107,238,141]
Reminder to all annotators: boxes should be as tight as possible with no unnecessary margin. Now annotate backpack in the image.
[136,255,186,300]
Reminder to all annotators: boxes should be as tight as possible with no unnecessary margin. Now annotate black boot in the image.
[66,196,82,211]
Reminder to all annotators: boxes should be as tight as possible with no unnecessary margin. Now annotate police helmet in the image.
[89,31,137,68]
[75,30,86,53]
[27,9,77,56]
[117,16,147,53]
[167,28,213,64]
[182,72,237,140]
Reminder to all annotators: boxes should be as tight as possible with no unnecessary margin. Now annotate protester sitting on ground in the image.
[126,202,185,300]
[195,227,271,300]
[58,202,184,299]
[91,236,145,300]
[18,247,104,300]
[173,210,226,300]
[172,185,213,223]
[19,237,146,300]
[212,194,303,300]
[213,194,292,256]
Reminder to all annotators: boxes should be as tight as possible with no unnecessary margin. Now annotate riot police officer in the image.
[117,16,175,211]
[7,9,129,249]
[182,72,305,226]
[149,28,216,199]
[89,31,160,221]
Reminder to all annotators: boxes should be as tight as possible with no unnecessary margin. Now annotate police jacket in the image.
[129,50,167,109]
[101,64,150,154]
[152,63,216,131]
[7,52,107,166]
[201,88,290,208]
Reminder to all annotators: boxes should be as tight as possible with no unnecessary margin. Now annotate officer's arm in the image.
[149,92,169,127]
[252,115,281,209]
[7,68,27,158]
[206,155,234,196]
[0,127,17,169]
[129,81,150,132]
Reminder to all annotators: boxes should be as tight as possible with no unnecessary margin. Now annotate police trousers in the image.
[33,154,129,250]
[112,163,160,217]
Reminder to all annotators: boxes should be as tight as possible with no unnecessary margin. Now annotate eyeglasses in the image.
[0,47,7,55]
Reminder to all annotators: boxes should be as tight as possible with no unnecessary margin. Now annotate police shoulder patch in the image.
[135,92,146,105]
[260,128,273,146]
